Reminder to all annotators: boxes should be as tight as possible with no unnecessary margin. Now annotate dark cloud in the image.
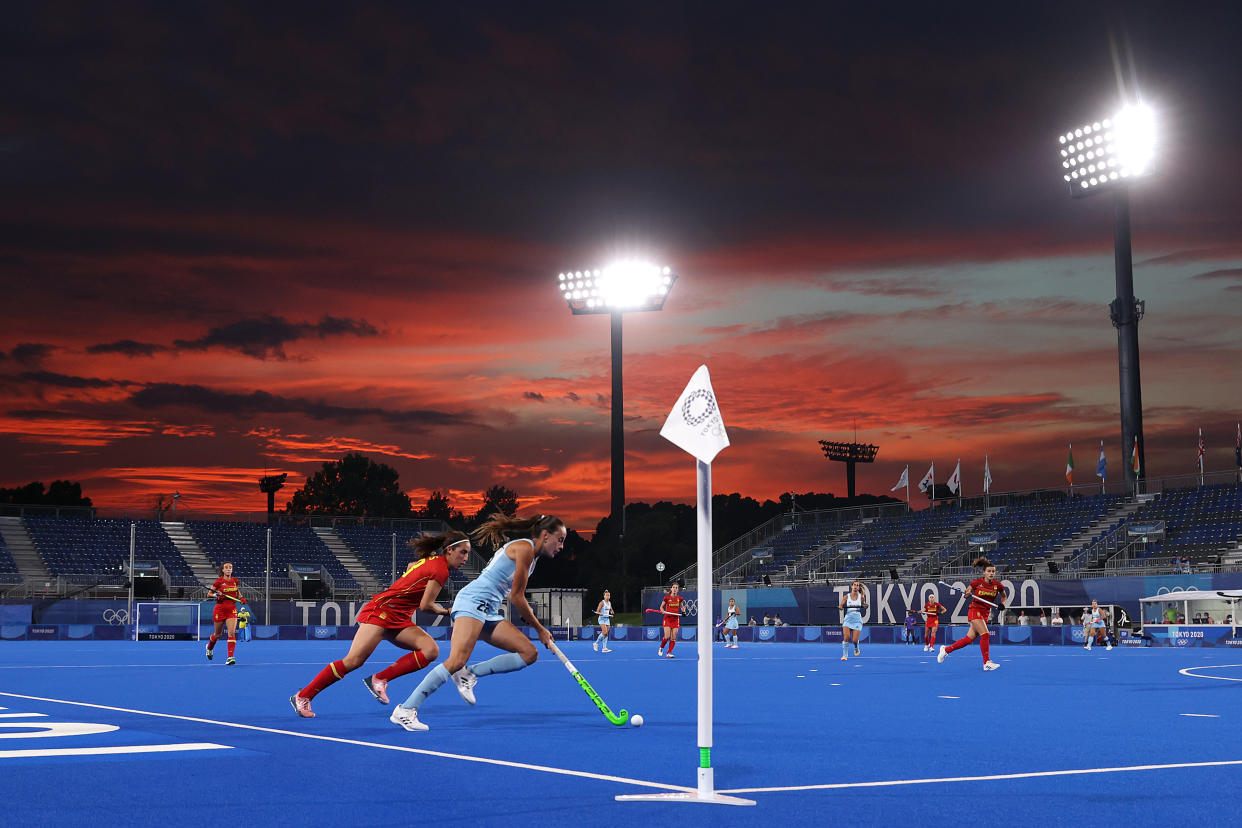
[523,391,546,402]
[1191,268,1242,282]
[14,371,130,389]
[8,343,55,366]
[128,382,477,430]
[86,340,169,358]
[172,315,381,360]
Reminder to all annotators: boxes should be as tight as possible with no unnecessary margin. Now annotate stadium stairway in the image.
[900,508,991,578]
[1053,498,1145,570]
[312,527,380,596]
[160,521,219,587]
[0,516,50,582]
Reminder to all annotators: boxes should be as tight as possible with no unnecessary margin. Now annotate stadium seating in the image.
[1115,484,1242,564]
[24,517,194,581]
[840,507,977,578]
[978,493,1122,570]
[0,534,19,581]
[332,525,470,588]
[185,521,358,591]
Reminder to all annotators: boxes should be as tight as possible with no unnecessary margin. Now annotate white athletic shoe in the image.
[983,661,1000,671]
[601,647,612,653]
[451,666,477,705]
[593,640,599,651]
[1106,644,1112,651]
[841,654,848,661]
[289,694,315,718]
[937,645,947,664]
[657,647,664,657]
[390,706,428,732]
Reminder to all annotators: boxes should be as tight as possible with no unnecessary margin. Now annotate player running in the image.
[593,589,613,653]
[723,596,741,648]
[390,514,566,732]
[1085,600,1112,651]
[206,562,242,665]
[839,580,867,660]
[921,595,944,652]
[937,557,1008,671]
[657,583,683,658]
[289,531,472,718]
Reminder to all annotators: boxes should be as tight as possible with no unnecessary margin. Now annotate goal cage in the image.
[135,601,201,641]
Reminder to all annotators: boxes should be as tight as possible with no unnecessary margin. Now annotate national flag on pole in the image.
[1096,441,1107,481]
[917,463,934,493]
[946,459,961,494]
[1065,444,1074,485]
[659,365,729,464]
[1236,423,1241,469]
[1197,427,1205,472]
[983,455,992,493]
[891,466,908,492]
[1132,436,1141,475]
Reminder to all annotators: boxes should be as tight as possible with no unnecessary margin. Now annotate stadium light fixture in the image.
[557,260,678,612]
[1055,101,1156,493]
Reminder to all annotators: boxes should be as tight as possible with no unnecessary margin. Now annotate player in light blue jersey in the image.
[593,590,613,653]
[391,513,567,732]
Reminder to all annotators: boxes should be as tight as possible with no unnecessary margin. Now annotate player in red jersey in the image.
[921,596,944,652]
[206,562,243,665]
[657,583,683,658]
[290,531,472,718]
[937,557,1008,671]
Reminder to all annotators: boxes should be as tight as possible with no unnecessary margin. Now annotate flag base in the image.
[615,792,755,806]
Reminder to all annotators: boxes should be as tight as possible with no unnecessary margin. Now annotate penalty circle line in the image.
[0,691,691,794]
[1179,664,1242,683]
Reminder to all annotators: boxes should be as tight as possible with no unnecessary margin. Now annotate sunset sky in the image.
[2,3,1240,530]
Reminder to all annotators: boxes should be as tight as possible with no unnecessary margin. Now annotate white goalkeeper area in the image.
[135,601,202,641]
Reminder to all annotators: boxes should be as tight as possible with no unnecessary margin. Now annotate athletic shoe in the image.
[854,648,861,656]
[206,647,213,661]
[451,666,477,705]
[390,706,428,732]
[226,657,236,666]
[601,647,612,653]
[983,661,1000,671]
[363,675,390,705]
[593,640,599,651]
[841,654,847,661]
[289,694,315,718]
[937,645,947,664]
[657,648,664,657]
[1105,644,1112,651]
[665,652,675,658]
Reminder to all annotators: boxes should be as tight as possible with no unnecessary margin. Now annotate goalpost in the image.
[135,601,201,641]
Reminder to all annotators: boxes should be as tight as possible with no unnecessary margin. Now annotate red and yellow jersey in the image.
[211,576,241,605]
[969,578,1006,614]
[923,601,944,623]
[661,594,683,625]
[360,555,450,623]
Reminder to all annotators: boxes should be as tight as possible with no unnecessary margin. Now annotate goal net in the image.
[135,601,201,641]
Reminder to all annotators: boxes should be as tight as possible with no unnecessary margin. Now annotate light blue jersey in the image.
[725,605,740,630]
[842,593,866,631]
[597,599,613,625]
[453,539,538,623]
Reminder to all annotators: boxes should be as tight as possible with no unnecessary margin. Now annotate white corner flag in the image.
[891,466,909,491]
[946,459,961,494]
[917,463,935,493]
[659,365,730,463]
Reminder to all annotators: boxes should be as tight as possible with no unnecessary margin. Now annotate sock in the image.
[842,640,849,657]
[375,651,431,682]
[469,652,528,677]
[667,637,676,654]
[596,632,606,646]
[946,635,973,654]
[207,634,218,650]
[402,664,450,712]
[980,632,991,662]
[301,659,348,700]
[227,637,236,658]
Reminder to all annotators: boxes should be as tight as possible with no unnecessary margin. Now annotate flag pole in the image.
[906,469,910,512]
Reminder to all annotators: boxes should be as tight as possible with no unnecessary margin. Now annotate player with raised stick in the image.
[921,594,945,652]
[289,531,472,718]
[390,514,566,732]
[937,557,1008,671]
[206,561,243,665]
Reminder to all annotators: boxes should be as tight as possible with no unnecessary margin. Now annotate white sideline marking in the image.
[0,713,47,718]
[0,743,230,759]
[937,695,959,699]
[1179,714,1220,718]
[717,760,1242,794]
[0,692,692,794]
[1180,665,1242,683]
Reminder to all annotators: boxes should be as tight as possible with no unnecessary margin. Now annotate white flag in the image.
[659,365,730,464]
[946,459,961,494]
[983,455,992,493]
[891,466,908,491]
[917,463,934,493]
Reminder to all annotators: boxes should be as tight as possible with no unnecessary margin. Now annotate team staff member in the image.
[937,557,1008,671]
[237,603,252,643]
[658,583,683,658]
[206,562,242,665]
[290,531,472,718]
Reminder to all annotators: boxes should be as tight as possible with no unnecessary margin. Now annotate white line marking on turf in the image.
[0,692,692,793]
[938,696,959,699]
[716,760,1242,794]
[1180,665,1242,682]
[1180,714,1220,718]
[0,743,230,759]
[0,712,47,718]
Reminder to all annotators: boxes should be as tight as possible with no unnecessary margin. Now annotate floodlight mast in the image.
[1057,103,1154,494]
[558,262,677,612]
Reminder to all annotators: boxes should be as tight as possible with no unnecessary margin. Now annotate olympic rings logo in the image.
[681,598,699,617]
[680,390,717,427]
[102,609,130,625]
[1155,586,1200,596]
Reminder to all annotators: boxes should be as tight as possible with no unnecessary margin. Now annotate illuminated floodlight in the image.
[1055,102,1155,197]
[558,261,677,315]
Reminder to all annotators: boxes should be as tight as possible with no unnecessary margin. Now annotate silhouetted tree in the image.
[287,453,412,516]
[418,490,463,525]
[472,484,519,524]
[0,480,92,508]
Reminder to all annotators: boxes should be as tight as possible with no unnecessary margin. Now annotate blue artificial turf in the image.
[1,638,1238,824]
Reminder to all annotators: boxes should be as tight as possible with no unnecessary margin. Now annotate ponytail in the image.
[471,513,565,548]
[409,530,469,560]
[973,556,992,569]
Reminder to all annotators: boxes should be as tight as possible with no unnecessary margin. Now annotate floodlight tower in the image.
[818,440,879,501]
[1056,102,1155,494]
[558,262,677,610]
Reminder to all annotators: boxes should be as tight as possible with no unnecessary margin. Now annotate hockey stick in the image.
[547,641,629,726]
[937,580,999,609]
